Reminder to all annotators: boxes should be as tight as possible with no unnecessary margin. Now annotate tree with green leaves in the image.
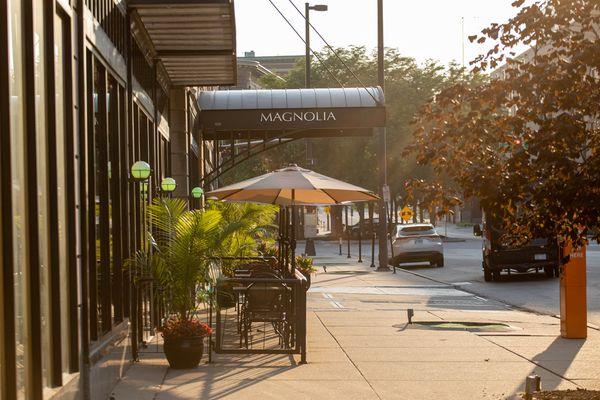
[406,0,599,245]
[222,46,481,209]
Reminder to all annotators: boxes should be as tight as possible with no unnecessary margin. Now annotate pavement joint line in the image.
[476,334,556,337]
[150,361,169,400]
[477,335,584,389]
[321,294,344,309]
[314,312,383,400]
[396,267,458,287]
[330,301,344,309]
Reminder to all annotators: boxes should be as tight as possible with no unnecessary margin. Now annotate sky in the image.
[235,0,521,67]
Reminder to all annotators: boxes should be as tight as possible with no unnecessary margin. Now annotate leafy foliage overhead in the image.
[406,0,599,245]
[225,46,481,203]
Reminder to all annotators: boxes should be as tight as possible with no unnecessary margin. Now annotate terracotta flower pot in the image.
[163,336,205,369]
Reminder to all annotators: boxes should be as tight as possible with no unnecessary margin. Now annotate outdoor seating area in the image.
[213,259,307,362]
[125,164,377,372]
[203,164,378,365]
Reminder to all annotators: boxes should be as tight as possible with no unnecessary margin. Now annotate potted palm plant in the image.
[128,198,278,369]
[127,198,222,368]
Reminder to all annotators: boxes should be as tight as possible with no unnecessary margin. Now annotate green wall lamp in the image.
[130,160,151,181]
[191,186,204,199]
[161,177,177,193]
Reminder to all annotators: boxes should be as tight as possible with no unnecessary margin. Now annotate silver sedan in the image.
[391,224,444,267]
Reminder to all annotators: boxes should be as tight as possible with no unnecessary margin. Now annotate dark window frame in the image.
[0,0,17,397]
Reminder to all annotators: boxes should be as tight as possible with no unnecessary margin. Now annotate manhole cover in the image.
[398,321,514,332]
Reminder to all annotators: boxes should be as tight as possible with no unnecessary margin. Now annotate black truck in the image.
[477,211,559,282]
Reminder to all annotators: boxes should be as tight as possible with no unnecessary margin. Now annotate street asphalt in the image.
[397,240,600,328]
[304,238,600,328]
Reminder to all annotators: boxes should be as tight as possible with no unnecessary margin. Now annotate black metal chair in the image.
[240,272,293,349]
[233,261,282,278]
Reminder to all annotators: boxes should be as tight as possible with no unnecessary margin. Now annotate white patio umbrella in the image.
[206,165,379,205]
[206,165,379,274]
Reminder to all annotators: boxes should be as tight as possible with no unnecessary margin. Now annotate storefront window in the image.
[93,58,115,336]
[54,11,71,375]
[8,0,28,397]
[93,60,106,336]
[108,75,118,324]
[33,0,52,388]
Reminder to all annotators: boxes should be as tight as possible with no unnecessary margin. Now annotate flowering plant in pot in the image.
[159,316,212,369]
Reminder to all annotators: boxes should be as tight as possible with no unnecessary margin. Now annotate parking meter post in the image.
[390,231,395,274]
[358,204,363,263]
[338,237,342,256]
[345,206,351,258]
[370,232,376,268]
[369,202,376,268]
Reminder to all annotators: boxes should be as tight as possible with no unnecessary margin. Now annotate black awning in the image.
[197,87,386,139]
[129,0,236,87]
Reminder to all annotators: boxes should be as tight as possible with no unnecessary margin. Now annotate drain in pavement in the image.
[395,321,516,332]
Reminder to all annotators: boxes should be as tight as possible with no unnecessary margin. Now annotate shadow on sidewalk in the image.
[509,336,585,398]
[159,353,300,400]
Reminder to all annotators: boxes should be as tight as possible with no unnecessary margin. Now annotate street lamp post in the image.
[304,3,327,88]
[305,3,327,168]
[131,161,152,250]
[191,186,204,209]
[129,160,152,363]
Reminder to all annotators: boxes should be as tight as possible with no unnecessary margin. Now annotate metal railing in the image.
[211,267,307,364]
[85,0,127,58]
[131,275,169,360]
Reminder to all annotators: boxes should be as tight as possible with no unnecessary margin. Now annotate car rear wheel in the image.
[544,266,554,278]
[492,269,501,281]
[483,260,493,282]
[436,256,444,268]
[484,267,492,282]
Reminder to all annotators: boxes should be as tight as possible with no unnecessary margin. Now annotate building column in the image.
[169,88,189,198]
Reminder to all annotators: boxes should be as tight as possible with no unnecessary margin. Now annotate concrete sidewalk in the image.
[111,248,600,400]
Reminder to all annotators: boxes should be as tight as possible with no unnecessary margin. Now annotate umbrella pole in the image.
[291,189,296,274]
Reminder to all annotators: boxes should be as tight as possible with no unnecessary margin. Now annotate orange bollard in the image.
[560,242,587,339]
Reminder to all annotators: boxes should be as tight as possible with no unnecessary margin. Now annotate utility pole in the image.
[305,3,311,88]
[461,16,465,69]
[376,0,389,271]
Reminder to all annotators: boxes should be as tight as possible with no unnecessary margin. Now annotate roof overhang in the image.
[129,0,237,87]
[198,87,386,140]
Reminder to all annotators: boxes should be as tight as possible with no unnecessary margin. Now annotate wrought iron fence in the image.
[131,276,169,360]
[209,258,308,364]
